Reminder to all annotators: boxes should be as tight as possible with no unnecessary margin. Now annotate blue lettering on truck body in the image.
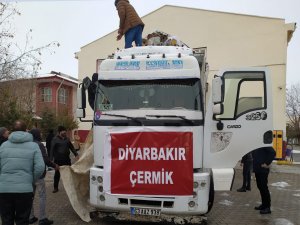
[172,60,183,69]
[146,60,183,70]
[115,61,140,70]
[146,60,170,70]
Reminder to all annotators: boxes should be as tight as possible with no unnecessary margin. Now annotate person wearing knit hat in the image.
[0,127,9,146]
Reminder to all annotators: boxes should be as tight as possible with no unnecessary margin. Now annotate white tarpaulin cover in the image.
[60,130,94,222]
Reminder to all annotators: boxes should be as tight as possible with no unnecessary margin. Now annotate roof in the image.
[81,4,286,49]
[37,71,78,85]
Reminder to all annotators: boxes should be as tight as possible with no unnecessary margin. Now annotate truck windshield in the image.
[95,78,202,111]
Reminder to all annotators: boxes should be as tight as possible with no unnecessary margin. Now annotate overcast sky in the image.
[11,0,299,85]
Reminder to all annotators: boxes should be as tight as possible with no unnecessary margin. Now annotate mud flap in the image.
[211,168,235,191]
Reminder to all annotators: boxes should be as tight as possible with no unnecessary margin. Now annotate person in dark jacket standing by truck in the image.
[0,120,44,225]
[252,147,276,214]
[50,126,79,193]
[237,152,253,192]
[115,0,145,48]
[29,129,58,225]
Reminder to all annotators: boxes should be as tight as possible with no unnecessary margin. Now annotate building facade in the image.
[0,71,78,133]
[35,71,78,118]
[75,5,296,138]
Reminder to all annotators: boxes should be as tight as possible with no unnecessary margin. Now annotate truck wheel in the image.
[207,175,214,213]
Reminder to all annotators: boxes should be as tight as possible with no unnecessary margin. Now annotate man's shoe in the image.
[29,217,38,224]
[39,218,54,225]
[260,207,271,214]
[52,188,58,193]
[237,187,246,192]
[254,205,264,210]
[246,187,251,191]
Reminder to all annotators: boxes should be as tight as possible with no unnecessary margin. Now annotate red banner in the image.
[110,132,193,195]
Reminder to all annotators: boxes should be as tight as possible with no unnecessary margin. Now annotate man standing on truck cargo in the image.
[115,0,144,48]
[50,126,79,193]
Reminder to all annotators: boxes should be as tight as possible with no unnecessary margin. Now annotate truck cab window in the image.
[217,72,266,119]
[95,78,202,112]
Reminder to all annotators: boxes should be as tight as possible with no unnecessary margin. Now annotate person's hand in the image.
[116,34,123,41]
[118,28,123,34]
[75,155,80,161]
[261,163,270,168]
[55,165,60,171]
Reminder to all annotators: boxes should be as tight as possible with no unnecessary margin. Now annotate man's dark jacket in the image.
[30,129,56,179]
[241,152,253,163]
[50,135,78,162]
[46,132,54,153]
[252,147,276,173]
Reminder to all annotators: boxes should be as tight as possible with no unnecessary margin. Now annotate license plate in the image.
[130,207,161,216]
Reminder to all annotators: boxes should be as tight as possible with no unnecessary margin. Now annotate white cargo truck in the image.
[76,45,273,223]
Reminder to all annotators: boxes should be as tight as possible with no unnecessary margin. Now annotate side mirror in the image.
[77,85,86,109]
[77,88,83,108]
[213,103,224,116]
[77,84,86,119]
[212,77,223,104]
[76,108,85,119]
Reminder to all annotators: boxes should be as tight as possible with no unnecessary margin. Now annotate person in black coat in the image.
[237,152,253,192]
[50,126,79,193]
[29,129,57,225]
[252,147,276,214]
[45,129,54,157]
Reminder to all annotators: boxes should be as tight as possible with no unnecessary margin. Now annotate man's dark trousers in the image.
[243,161,252,189]
[0,193,33,225]
[54,159,71,190]
[255,171,271,208]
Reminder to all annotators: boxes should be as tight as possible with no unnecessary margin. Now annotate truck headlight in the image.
[188,201,195,208]
[193,181,199,189]
[99,195,105,201]
[97,176,103,183]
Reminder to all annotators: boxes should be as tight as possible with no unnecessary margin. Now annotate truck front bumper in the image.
[90,167,210,216]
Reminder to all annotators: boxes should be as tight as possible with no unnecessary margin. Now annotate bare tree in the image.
[286,83,300,144]
[0,3,59,81]
[0,3,59,127]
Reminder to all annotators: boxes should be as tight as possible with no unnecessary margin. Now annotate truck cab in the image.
[77,46,273,220]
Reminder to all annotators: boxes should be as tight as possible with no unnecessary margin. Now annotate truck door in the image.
[204,68,273,169]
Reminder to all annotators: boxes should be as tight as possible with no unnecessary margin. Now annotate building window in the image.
[58,88,68,104]
[41,87,52,102]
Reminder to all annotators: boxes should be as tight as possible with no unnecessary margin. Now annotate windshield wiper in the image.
[146,115,195,125]
[101,113,144,125]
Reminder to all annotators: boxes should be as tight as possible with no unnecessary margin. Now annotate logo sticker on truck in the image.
[108,131,193,196]
[245,111,267,121]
